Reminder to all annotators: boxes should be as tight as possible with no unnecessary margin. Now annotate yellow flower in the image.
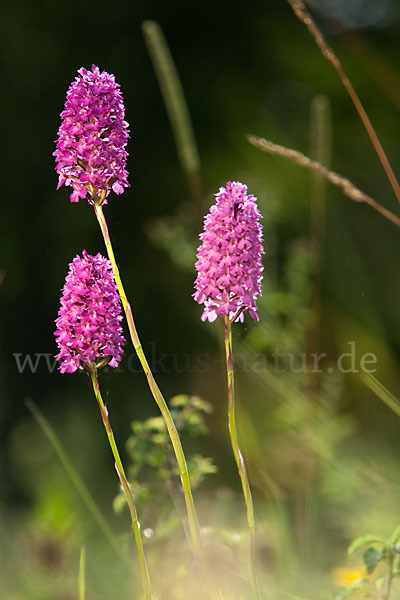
[332,566,367,588]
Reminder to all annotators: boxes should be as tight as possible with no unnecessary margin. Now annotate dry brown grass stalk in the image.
[286,0,400,206]
[247,134,400,229]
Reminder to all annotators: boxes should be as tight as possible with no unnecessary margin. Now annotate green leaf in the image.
[190,396,213,414]
[348,536,386,555]
[113,493,127,515]
[391,524,400,546]
[144,416,166,432]
[169,394,189,408]
[363,548,383,575]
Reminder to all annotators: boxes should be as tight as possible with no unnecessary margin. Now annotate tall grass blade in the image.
[361,373,400,418]
[142,20,203,215]
[25,398,126,563]
[307,95,331,383]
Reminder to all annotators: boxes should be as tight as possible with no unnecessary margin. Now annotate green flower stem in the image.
[79,546,86,600]
[90,367,152,600]
[93,203,209,592]
[224,315,260,599]
[385,551,394,600]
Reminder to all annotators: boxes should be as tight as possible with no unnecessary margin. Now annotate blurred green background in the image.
[2,0,400,597]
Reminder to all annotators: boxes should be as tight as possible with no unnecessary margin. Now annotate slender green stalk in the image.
[25,399,126,563]
[224,315,259,599]
[79,546,86,600]
[142,20,203,217]
[308,95,331,367]
[93,202,209,592]
[296,94,332,569]
[90,367,152,600]
[385,551,394,600]
[95,204,204,567]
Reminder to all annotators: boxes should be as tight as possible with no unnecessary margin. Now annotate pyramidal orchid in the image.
[54,65,130,205]
[194,181,264,323]
[55,250,125,373]
[194,180,263,599]
[54,249,152,598]
[54,67,209,590]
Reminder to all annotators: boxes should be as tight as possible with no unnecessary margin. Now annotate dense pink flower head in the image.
[194,181,264,323]
[54,65,130,205]
[55,250,125,373]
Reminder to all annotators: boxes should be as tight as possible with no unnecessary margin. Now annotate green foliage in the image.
[348,536,386,556]
[338,523,400,598]
[363,547,383,575]
[145,204,198,271]
[114,394,217,514]
[4,6,400,598]
[391,525,400,546]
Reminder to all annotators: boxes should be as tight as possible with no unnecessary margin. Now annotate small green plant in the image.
[334,524,400,599]
[114,394,217,516]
